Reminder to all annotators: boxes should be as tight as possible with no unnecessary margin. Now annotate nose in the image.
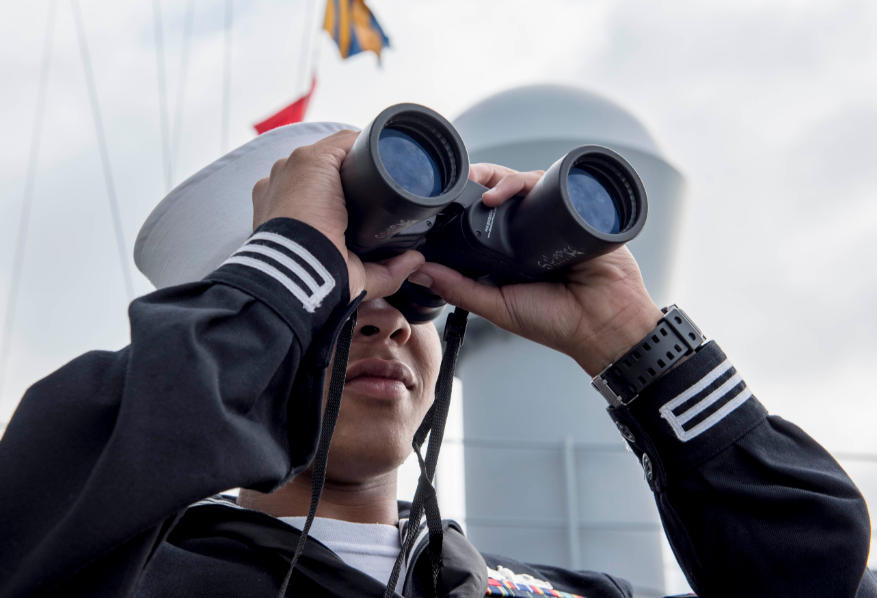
[355,298,412,346]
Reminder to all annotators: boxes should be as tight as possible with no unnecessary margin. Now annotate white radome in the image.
[454,83,664,159]
[449,84,686,597]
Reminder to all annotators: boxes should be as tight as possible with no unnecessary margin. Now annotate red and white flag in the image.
[253,78,317,134]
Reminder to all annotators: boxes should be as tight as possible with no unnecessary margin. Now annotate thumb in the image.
[360,250,425,300]
[408,262,513,330]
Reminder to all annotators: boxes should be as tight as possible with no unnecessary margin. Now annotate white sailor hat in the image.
[134,122,357,289]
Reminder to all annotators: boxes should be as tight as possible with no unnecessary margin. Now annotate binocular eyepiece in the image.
[340,104,648,322]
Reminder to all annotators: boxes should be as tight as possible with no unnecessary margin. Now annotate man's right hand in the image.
[251,129,424,301]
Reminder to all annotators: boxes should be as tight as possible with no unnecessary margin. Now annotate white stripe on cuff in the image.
[232,243,321,293]
[250,232,334,285]
[220,232,335,313]
[659,358,752,442]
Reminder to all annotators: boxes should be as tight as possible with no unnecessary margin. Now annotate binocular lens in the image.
[378,128,443,198]
[567,167,621,234]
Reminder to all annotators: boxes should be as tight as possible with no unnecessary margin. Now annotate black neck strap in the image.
[384,307,469,598]
[278,307,359,597]
[278,306,470,598]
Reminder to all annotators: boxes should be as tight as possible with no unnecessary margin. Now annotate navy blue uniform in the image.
[0,218,873,597]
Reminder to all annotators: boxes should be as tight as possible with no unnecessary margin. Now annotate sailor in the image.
[0,125,873,598]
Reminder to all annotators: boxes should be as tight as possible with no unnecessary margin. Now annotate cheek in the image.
[413,325,442,389]
[409,325,443,417]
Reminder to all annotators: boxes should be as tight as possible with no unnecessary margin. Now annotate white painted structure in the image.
[447,84,686,597]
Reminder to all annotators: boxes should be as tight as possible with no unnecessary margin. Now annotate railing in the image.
[446,436,877,594]
[3,420,875,591]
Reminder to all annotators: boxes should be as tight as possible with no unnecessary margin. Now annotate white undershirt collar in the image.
[280,516,405,591]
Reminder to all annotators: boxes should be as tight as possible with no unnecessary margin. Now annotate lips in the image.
[345,358,416,388]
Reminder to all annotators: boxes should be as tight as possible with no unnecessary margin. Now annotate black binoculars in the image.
[340,104,648,323]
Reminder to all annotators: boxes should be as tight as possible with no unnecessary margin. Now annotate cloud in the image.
[782,103,877,206]
[3,0,877,458]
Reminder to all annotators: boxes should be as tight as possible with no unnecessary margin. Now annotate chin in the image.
[323,384,432,485]
[324,423,413,485]
[325,450,410,486]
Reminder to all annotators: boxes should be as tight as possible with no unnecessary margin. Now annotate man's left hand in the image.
[407,163,663,377]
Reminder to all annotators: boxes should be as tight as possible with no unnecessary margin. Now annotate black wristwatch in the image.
[591,305,706,407]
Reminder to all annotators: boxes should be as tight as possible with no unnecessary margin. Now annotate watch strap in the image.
[592,306,706,407]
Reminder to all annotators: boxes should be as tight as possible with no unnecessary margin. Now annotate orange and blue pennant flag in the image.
[323,0,390,60]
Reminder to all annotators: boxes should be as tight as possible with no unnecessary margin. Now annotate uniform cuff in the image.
[204,218,350,350]
[607,342,768,489]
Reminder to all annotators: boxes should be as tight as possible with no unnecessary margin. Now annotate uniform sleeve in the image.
[0,218,352,598]
[606,342,873,598]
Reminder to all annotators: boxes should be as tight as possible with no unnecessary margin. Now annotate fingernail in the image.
[408,271,433,288]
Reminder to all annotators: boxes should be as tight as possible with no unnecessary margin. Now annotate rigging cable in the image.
[0,0,58,404]
[70,0,135,302]
[310,0,324,76]
[296,0,317,97]
[220,0,233,153]
[152,0,173,192]
[171,0,196,183]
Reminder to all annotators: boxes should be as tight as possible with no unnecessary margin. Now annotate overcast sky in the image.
[3,0,877,568]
